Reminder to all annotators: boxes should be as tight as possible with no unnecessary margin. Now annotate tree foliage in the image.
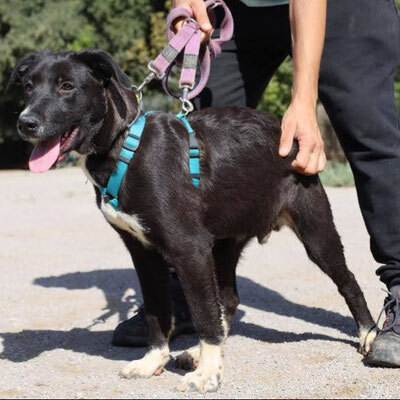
[0,0,169,142]
[260,0,400,116]
[258,58,292,117]
[0,0,399,149]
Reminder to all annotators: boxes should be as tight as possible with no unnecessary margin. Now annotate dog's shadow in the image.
[0,268,358,363]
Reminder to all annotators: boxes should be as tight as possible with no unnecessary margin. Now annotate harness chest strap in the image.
[101,113,200,210]
[176,112,200,187]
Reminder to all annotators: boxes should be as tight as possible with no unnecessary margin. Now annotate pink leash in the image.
[134,0,234,114]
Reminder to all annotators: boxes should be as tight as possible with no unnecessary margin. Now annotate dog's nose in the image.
[18,113,41,136]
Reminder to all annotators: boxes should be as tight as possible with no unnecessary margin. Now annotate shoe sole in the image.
[365,357,400,368]
[365,331,400,368]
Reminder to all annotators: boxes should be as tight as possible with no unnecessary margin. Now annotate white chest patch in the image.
[100,199,151,247]
[76,154,99,188]
[76,153,150,247]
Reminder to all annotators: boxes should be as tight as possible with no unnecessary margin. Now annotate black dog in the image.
[11,49,376,392]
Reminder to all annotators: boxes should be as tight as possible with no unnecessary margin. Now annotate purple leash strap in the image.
[136,0,233,108]
[164,0,233,100]
[150,19,199,79]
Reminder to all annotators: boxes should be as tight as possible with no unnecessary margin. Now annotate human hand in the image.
[173,0,213,42]
[279,100,326,175]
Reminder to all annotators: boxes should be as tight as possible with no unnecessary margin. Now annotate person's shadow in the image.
[0,268,358,363]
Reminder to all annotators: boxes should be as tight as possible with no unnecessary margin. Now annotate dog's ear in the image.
[74,49,132,89]
[8,52,39,88]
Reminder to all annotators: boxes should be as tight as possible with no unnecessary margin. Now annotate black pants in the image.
[194,0,400,288]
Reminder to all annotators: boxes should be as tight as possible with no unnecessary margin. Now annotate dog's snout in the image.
[18,113,41,136]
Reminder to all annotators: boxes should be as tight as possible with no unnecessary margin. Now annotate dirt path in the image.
[0,167,398,399]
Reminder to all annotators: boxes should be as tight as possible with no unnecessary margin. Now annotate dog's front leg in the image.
[176,237,246,372]
[168,240,227,393]
[118,234,173,379]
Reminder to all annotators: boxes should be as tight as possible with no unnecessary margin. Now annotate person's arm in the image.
[279,0,327,175]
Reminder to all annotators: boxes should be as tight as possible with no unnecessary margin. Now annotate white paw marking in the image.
[176,341,224,393]
[176,346,200,370]
[120,346,170,379]
[359,326,378,355]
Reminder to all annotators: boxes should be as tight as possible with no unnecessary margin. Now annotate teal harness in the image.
[100,112,200,210]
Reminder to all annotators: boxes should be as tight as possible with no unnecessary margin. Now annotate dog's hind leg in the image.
[176,237,248,371]
[284,177,377,355]
[214,238,248,327]
[118,234,173,379]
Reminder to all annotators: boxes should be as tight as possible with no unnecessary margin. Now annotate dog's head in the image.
[10,49,136,173]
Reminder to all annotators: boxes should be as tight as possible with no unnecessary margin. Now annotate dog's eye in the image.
[24,83,33,93]
[61,82,74,91]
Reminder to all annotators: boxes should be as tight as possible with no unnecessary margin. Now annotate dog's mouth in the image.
[28,125,79,173]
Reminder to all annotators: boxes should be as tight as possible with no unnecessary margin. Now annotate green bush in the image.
[319,161,355,187]
[0,0,170,142]
[0,0,399,169]
[258,58,292,117]
[258,0,400,114]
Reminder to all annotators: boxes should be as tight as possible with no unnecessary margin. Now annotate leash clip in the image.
[133,58,166,102]
[132,68,157,104]
[180,86,194,115]
[136,69,155,89]
[148,62,165,80]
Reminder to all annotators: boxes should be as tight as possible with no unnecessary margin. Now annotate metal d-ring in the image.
[207,1,221,10]
[184,17,200,31]
[131,85,143,104]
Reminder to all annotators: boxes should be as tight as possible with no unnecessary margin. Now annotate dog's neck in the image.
[83,80,139,188]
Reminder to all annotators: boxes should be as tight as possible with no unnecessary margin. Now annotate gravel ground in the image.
[0,167,399,399]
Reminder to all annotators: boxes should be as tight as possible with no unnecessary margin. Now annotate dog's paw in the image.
[359,326,378,356]
[176,367,222,392]
[119,359,160,379]
[176,356,223,392]
[176,341,224,392]
[119,347,169,379]
[175,347,200,371]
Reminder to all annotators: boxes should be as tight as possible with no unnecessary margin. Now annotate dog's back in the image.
[129,106,302,243]
[189,106,298,240]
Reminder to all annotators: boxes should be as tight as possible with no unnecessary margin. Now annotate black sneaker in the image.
[112,303,195,347]
[366,286,400,367]
[112,270,195,347]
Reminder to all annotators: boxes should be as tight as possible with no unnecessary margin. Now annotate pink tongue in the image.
[29,134,62,173]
